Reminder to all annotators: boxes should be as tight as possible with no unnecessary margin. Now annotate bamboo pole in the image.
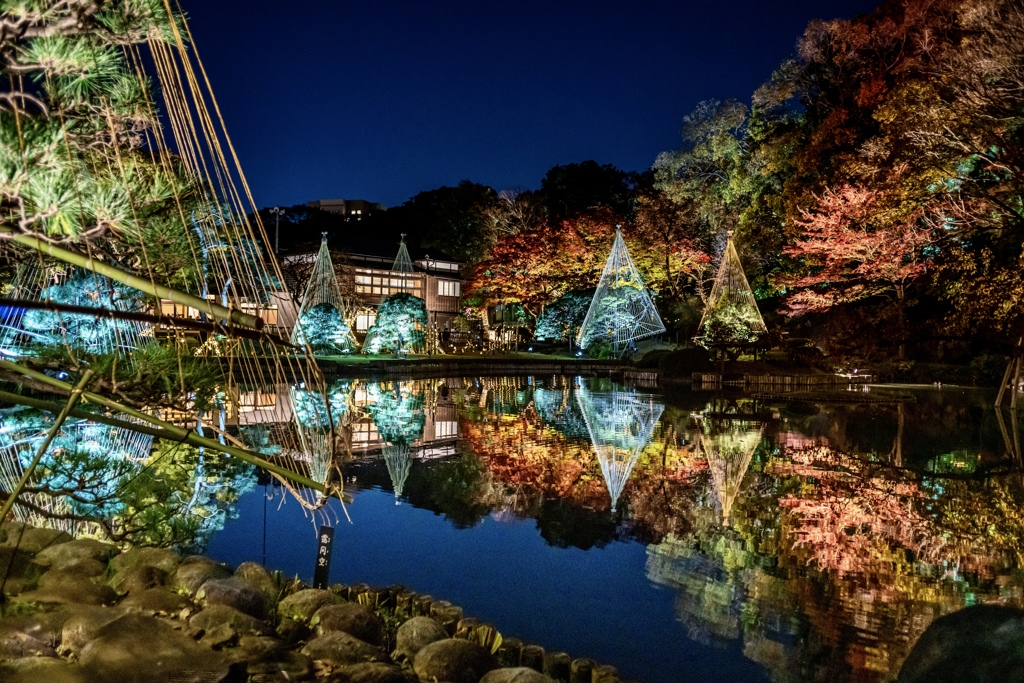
[0,370,93,522]
[0,228,262,329]
[0,297,292,347]
[0,389,326,493]
[0,360,326,492]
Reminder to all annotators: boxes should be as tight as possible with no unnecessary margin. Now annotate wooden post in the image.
[997,336,1023,408]
[0,370,93,523]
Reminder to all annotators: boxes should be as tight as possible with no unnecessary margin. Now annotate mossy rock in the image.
[109,547,180,577]
[278,588,344,622]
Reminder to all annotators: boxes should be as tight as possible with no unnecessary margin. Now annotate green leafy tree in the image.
[298,303,356,355]
[363,293,428,354]
[535,291,592,342]
[397,181,498,262]
[578,286,650,350]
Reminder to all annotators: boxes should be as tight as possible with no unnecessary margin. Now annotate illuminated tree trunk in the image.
[896,285,907,362]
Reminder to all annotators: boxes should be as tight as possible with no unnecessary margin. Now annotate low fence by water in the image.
[691,372,853,391]
[320,357,631,380]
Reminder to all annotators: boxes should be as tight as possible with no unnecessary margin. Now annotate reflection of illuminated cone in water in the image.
[383,442,412,505]
[576,387,665,511]
[696,419,763,526]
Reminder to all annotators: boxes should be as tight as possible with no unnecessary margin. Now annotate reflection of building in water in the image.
[696,417,763,526]
[350,380,460,455]
[576,387,665,511]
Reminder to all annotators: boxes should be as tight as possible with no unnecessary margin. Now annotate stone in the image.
[173,556,232,595]
[301,631,391,666]
[278,588,343,621]
[119,587,189,614]
[190,603,272,637]
[200,622,238,649]
[329,662,418,683]
[228,634,287,663]
[393,616,449,663]
[39,559,106,582]
[0,547,38,582]
[0,523,72,554]
[481,668,557,683]
[0,607,71,649]
[899,604,1024,683]
[198,576,268,619]
[109,546,180,577]
[277,617,312,645]
[59,605,128,656]
[314,602,384,645]
[34,538,117,570]
[235,561,280,606]
[17,577,117,606]
[247,650,314,682]
[110,564,168,596]
[413,638,498,683]
[0,656,91,683]
[79,613,235,683]
[0,631,57,660]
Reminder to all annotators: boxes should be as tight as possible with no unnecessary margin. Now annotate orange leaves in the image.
[780,184,933,315]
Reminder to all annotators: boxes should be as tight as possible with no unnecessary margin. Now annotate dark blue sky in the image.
[183,1,881,209]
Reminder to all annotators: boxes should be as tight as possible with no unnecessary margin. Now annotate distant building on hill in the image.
[307,198,382,220]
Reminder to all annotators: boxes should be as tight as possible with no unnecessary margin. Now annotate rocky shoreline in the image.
[0,523,635,683]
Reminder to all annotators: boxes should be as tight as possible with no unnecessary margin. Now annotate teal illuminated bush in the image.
[20,271,146,353]
[363,293,427,354]
[298,303,356,355]
[367,383,425,444]
[292,379,351,429]
[535,291,591,342]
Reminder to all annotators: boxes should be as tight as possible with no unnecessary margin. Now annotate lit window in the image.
[435,420,458,438]
[356,313,376,331]
[438,280,460,297]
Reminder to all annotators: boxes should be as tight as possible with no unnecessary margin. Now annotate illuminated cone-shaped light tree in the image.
[576,386,665,511]
[696,233,768,352]
[577,227,665,356]
[695,417,763,526]
[364,237,427,353]
[392,234,416,290]
[292,235,357,355]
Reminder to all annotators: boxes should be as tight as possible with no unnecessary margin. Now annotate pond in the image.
[203,376,1024,683]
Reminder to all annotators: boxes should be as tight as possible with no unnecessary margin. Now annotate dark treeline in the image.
[267,0,1023,375]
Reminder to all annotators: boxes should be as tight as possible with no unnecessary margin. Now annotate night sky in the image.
[183,1,881,209]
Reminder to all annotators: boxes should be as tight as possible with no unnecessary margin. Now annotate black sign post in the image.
[313,525,334,589]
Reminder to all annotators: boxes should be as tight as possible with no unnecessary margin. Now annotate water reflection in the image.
[322,382,1024,682]
[21,374,1021,682]
[576,386,664,511]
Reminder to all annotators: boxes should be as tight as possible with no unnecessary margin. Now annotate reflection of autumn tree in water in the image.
[459,388,705,548]
[350,378,1024,683]
[648,434,1024,683]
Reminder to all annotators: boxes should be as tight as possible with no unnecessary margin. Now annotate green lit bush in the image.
[363,293,427,354]
[297,303,356,355]
[694,300,766,348]
[535,291,591,342]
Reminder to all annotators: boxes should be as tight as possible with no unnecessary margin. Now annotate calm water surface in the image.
[206,377,1024,683]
